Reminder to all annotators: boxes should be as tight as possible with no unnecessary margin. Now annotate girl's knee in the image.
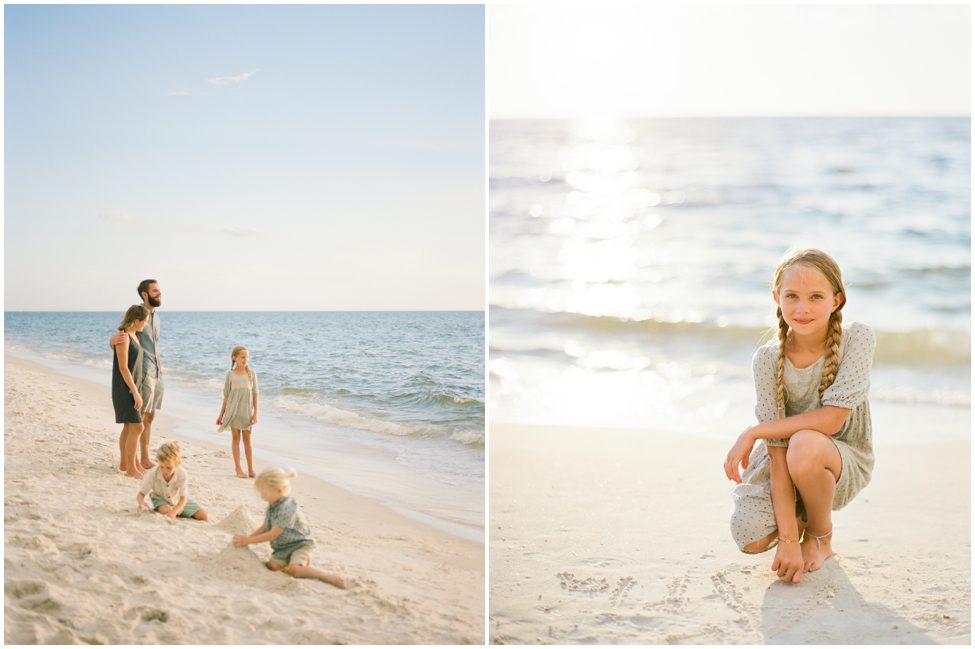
[265,560,285,572]
[193,509,209,521]
[786,430,826,471]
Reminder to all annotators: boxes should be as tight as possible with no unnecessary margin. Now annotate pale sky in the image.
[6,5,485,311]
[490,4,970,119]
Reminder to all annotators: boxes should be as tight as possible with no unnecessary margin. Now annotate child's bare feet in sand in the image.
[801,528,833,572]
[236,469,248,478]
[248,469,256,478]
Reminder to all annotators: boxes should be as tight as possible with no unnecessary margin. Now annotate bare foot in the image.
[236,469,248,479]
[248,469,256,478]
[125,469,144,479]
[801,529,833,572]
[142,459,156,469]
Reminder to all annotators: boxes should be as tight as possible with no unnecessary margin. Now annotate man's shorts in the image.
[139,375,164,414]
[150,496,201,518]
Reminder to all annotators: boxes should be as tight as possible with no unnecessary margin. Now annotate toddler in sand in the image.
[136,441,209,521]
[232,468,347,589]
[216,346,260,479]
[724,248,876,584]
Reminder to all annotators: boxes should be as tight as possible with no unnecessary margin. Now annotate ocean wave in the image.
[449,430,485,446]
[491,308,971,366]
[268,394,483,447]
[271,394,433,437]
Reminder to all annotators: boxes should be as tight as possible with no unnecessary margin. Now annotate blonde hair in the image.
[118,304,150,332]
[155,440,181,464]
[771,248,846,417]
[230,346,257,390]
[255,467,297,495]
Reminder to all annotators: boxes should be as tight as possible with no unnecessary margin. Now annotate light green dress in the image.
[730,322,877,551]
[219,370,259,432]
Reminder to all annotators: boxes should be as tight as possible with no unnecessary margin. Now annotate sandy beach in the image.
[4,354,483,644]
[490,418,970,644]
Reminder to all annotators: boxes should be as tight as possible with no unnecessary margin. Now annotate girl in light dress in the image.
[216,346,260,478]
[724,248,876,584]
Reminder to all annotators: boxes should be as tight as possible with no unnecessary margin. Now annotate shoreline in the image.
[490,422,970,644]
[4,354,484,644]
[4,341,484,543]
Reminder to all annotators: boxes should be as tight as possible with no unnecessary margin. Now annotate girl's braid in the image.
[775,306,789,418]
[818,310,843,399]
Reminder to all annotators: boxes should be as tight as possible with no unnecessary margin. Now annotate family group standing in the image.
[109,279,345,588]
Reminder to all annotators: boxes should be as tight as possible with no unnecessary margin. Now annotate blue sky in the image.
[6,4,484,310]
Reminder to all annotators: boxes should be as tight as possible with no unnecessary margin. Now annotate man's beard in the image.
[148,295,161,308]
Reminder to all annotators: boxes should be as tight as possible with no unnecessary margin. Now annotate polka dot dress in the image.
[730,322,877,552]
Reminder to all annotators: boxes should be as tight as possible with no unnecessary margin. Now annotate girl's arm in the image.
[725,406,850,483]
[233,526,283,547]
[251,373,259,425]
[767,445,804,583]
[216,372,230,425]
[748,406,851,441]
[216,394,228,426]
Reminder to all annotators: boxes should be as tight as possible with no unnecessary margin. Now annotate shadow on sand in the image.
[760,557,932,644]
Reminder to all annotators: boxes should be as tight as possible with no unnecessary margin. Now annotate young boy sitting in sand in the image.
[232,468,347,589]
[136,441,209,521]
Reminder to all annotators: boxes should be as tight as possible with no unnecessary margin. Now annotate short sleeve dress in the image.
[729,321,876,551]
[218,370,259,432]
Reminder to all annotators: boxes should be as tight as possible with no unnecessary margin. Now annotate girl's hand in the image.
[724,428,757,483]
[250,413,258,425]
[136,496,149,512]
[216,415,223,426]
[133,391,144,411]
[232,534,249,547]
[771,540,804,584]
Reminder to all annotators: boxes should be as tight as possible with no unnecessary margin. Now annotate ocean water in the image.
[5,310,484,540]
[490,117,970,437]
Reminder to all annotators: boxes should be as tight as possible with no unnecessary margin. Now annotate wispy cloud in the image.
[221,227,261,237]
[99,211,134,222]
[208,69,258,86]
[167,90,191,96]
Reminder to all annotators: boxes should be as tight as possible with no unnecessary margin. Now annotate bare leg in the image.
[265,559,346,589]
[243,430,255,477]
[140,411,156,469]
[231,429,247,478]
[118,426,128,472]
[742,517,807,554]
[192,509,209,522]
[288,564,347,589]
[787,430,841,572]
[124,423,145,479]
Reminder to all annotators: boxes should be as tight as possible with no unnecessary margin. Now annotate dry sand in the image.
[4,354,483,644]
[490,419,970,644]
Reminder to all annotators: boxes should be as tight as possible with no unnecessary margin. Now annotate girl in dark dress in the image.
[114,304,149,478]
